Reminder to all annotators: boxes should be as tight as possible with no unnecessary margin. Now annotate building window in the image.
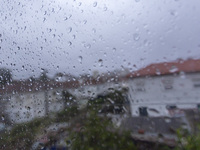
[139,107,148,117]
[52,91,56,96]
[194,84,200,88]
[193,78,200,88]
[162,79,173,90]
[164,85,173,90]
[135,80,145,92]
[166,105,177,110]
[135,88,146,92]
[197,104,200,111]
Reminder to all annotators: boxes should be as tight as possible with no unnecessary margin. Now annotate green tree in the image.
[175,128,200,150]
[0,68,12,87]
[68,112,136,150]
[88,90,128,114]
[62,90,77,108]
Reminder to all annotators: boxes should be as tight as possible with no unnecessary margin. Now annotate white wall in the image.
[68,81,121,99]
[5,72,200,123]
[127,73,200,117]
[5,89,65,123]
[6,91,46,123]
[48,89,65,112]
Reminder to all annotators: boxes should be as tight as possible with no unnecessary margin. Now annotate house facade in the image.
[0,80,79,123]
[126,59,200,117]
[1,58,200,124]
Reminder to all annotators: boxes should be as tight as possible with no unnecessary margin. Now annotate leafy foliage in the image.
[0,68,12,87]
[87,90,128,114]
[62,90,77,107]
[69,111,136,150]
[56,106,79,122]
[0,117,52,150]
[175,128,200,150]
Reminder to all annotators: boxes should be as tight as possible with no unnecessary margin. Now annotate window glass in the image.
[1,0,200,149]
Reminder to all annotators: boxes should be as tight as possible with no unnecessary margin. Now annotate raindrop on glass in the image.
[93,2,97,7]
[92,28,96,33]
[133,33,140,41]
[113,48,116,52]
[83,20,87,24]
[68,41,72,46]
[68,27,72,33]
[78,56,83,64]
[103,6,108,11]
[1,116,4,121]
[179,71,186,79]
[98,59,103,67]
[156,69,161,75]
[169,66,178,73]
[84,44,91,49]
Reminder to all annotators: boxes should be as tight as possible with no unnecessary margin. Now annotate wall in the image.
[127,72,200,117]
[5,88,65,123]
[6,91,46,123]
[4,72,200,123]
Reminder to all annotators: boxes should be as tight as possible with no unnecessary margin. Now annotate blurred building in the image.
[1,58,200,124]
[126,59,200,117]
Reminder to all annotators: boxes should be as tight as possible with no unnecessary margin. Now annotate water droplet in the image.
[55,76,61,82]
[84,44,91,49]
[43,17,46,22]
[56,91,61,95]
[179,71,186,79]
[92,28,96,33]
[68,41,72,46]
[103,6,107,11]
[93,2,97,7]
[98,59,103,67]
[68,14,72,19]
[156,69,161,75]
[78,56,83,64]
[170,10,177,16]
[72,35,76,39]
[83,20,87,24]
[133,33,140,41]
[164,118,171,123]
[169,66,178,73]
[68,27,72,33]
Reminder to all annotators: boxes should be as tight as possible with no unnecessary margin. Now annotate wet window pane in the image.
[0,0,200,149]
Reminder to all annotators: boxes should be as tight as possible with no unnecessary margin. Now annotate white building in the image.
[1,58,200,124]
[0,80,79,123]
[126,59,200,117]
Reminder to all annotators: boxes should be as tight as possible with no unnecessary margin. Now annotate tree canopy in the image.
[0,68,12,86]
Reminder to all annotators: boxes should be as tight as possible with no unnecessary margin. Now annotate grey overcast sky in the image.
[0,0,200,79]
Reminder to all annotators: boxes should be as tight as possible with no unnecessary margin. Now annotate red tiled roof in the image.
[0,80,80,95]
[127,59,200,78]
[1,58,199,95]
